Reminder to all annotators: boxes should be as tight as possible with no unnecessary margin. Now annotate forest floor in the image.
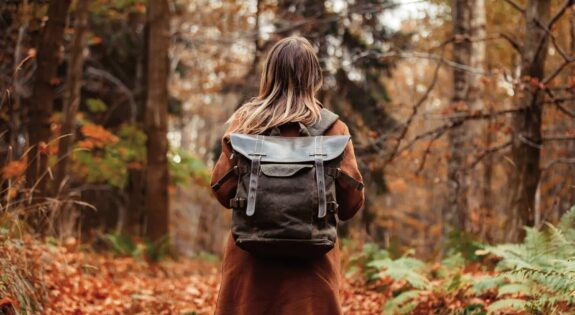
[1,237,383,315]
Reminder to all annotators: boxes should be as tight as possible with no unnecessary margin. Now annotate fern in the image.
[480,207,575,314]
[368,257,431,290]
[347,242,391,281]
[496,283,532,297]
[383,290,422,315]
[471,274,505,295]
[487,298,527,313]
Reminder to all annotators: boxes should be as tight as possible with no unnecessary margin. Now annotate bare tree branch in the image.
[543,158,575,170]
[503,0,526,14]
[543,88,575,118]
[416,132,442,174]
[548,0,575,30]
[384,45,447,163]
[499,32,523,53]
[542,134,575,142]
[468,141,513,170]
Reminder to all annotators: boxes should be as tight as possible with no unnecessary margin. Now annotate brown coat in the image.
[210,119,364,315]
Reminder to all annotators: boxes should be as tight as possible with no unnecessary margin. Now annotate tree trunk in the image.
[144,0,170,242]
[469,0,489,238]
[507,0,551,241]
[124,9,149,236]
[566,8,575,210]
[446,0,471,235]
[55,0,90,193]
[26,0,71,195]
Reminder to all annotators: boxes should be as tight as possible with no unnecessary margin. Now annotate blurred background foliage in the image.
[0,0,574,259]
[2,0,575,313]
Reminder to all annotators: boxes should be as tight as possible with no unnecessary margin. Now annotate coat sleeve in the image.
[328,121,365,221]
[210,125,239,208]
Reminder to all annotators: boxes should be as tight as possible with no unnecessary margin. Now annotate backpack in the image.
[212,109,363,259]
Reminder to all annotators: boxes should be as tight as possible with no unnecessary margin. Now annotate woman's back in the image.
[210,36,364,315]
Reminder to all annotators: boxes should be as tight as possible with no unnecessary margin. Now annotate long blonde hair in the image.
[229,36,323,134]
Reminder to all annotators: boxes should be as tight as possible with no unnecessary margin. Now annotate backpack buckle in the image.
[230,197,247,209]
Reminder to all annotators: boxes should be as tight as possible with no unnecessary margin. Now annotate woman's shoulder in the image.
[324,118,350,136]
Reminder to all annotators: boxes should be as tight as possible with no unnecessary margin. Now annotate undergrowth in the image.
[0,229,44,314]
[348,206,575,315]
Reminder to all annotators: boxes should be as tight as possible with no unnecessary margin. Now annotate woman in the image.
[210,36,364,315]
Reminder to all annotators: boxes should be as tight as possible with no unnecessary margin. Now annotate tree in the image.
[26,0,71,195]
[144,0,170,241]
[55,0,91,193]
[469,0,489,239]
[507,0,551,241]
[446,0,471,234]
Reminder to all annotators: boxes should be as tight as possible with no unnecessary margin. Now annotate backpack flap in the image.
[229,133,350,163]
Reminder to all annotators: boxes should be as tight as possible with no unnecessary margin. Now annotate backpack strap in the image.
[307,108,339,218]
[246,135,264,216]
[305,108,339,136]
[312,136,328,218]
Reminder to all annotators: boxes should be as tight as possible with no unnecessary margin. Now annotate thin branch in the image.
[416,133,441,174]
[503,0,526,14]
[85,67,138,123]
[384,45,447,163]
[548,0,575,30]
[542,135,575,142]
[365,51,494,76]
[534,18,571,62]
[423,107,527,121]
[467,141,513,170]
[543,88,575,118]
[359,106,527,157]
[542,96,575,104]
[542,158,575,171]
[392,120,463,158]
[543,58,575,84]
[499,32,523,53]
[174,0,427,43]
[531,1,574,76]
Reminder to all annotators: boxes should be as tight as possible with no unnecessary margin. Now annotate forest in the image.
[1,0,575,314]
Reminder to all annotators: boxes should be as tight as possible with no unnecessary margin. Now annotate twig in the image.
[543,88,575,118]
[85,67,138,123]
[542,158,575,171]
[416,133,442,174]
[367,51,493,76]
[503,0,526,14]
[542,134,575,142]
[467,141,512,170]
[499,32,523,53]
[548,0,575,30]
[384,44,447,163]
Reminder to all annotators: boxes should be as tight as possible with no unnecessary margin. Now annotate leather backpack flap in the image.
[229,133,350,163]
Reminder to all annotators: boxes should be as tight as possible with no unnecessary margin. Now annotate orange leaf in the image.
[1,160,26,180]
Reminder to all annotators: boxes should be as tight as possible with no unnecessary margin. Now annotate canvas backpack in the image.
[212,109,363,259]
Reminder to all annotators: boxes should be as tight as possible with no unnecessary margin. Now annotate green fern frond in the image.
[369,258,431,290]
[558,206,575,232]
[496,283,532,298]
[383,290,422,315]
[470,275,505,295]
[486,298,527,313]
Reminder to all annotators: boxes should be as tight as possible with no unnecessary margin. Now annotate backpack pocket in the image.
[244,163,317,240]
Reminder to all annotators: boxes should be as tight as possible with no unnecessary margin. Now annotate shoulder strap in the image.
[306,108,339,136]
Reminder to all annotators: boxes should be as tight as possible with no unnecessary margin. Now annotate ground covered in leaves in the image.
[5,232,574,314]
[1,237,387,315]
